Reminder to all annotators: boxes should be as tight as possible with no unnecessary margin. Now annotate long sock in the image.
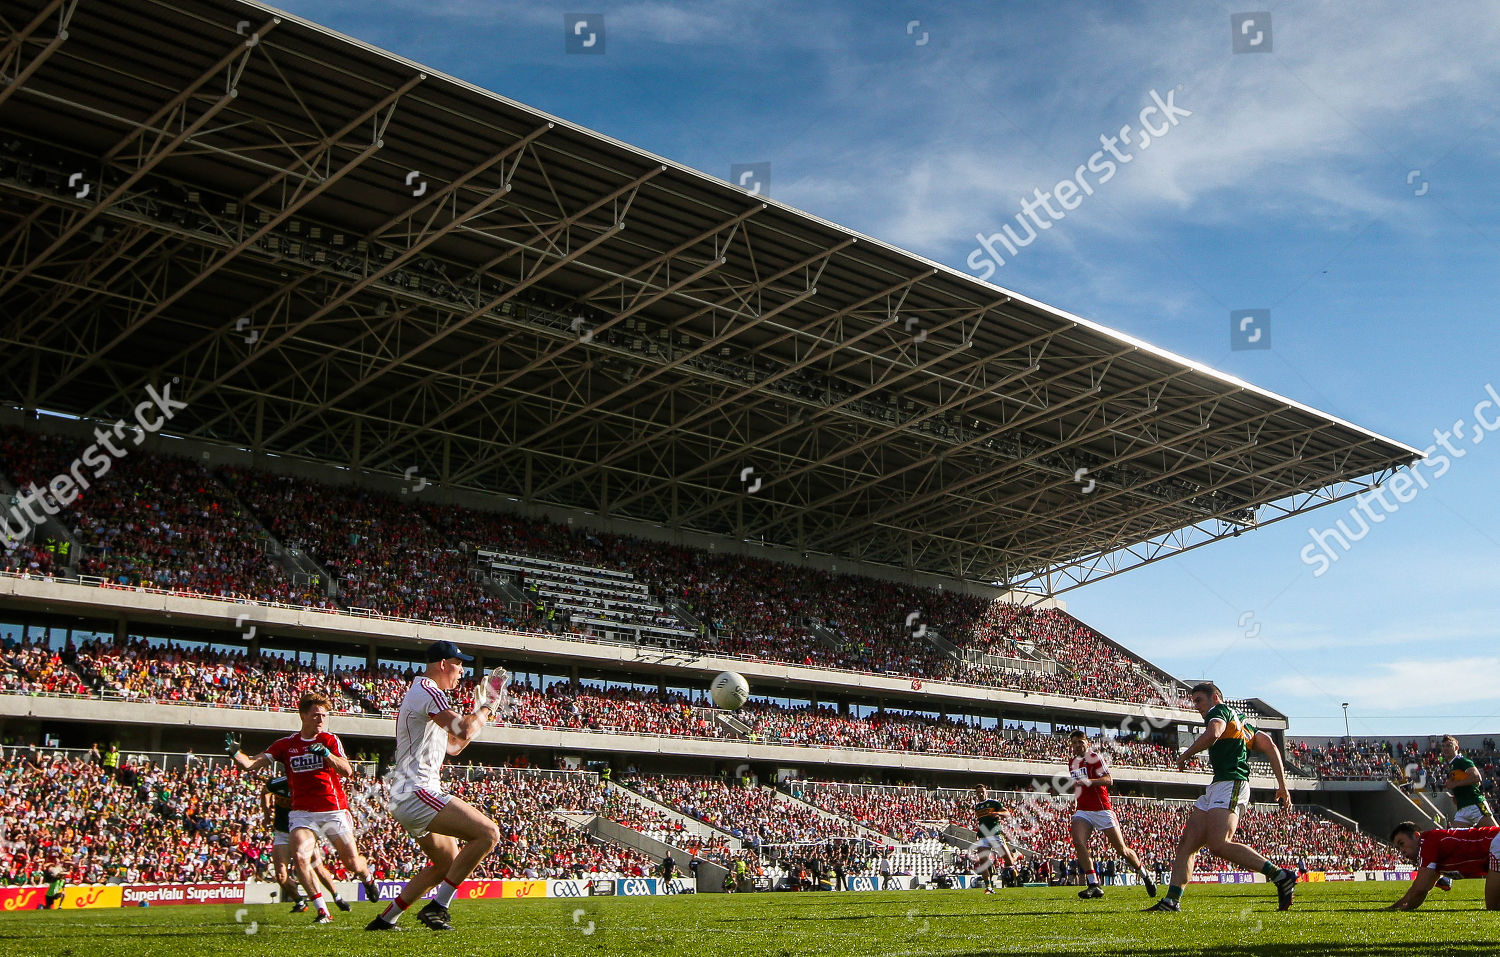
[311,892,328,915]
[433,881,458,908]
[1087,875,1099,886]
[332,892,345,905]
[1166,884,1183,901]
[378,896,410,925]
[1260,862,1280,879]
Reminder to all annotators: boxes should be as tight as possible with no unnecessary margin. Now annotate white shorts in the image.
[1454,802,1493,827]
[288,809,354,843]
[1072,810,1119,831]
[390,787,452,839]
[273,830,291,849]
[1194,780,1251,813]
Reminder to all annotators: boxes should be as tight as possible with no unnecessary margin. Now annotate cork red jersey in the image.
[1416,826,1500,880]
[264,732,349,812]
[1070,752,1112,811]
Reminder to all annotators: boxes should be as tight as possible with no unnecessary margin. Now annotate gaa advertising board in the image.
[0,871,1419,910]
[357,877,695,900]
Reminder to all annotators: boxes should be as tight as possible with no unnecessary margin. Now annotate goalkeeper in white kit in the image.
[366,640,511,932]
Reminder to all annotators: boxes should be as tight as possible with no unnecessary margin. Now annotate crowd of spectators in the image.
[1291,737,1500,807]
[352,767,661,880]
[0,748,664,886]
[0,639,1200,769]
[0,543,55,577]
[0,747,268,885]
[623,773,862,850]
[224,468,508,628]
[1291,739,1403,780]
[0,427,325,606]
[0,640,90,697]
[745,704,1182,768]
[0,737,1406,892]
[68,639,345,714]
[790,781,1400,873]
[0,426,1194,708]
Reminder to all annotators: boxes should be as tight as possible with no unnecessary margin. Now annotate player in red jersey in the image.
[1067,730,1157,899]
[1387,822,1500,910]
[229,691,380,923]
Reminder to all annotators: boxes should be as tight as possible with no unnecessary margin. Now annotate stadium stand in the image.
[1292,737,1500,803]
[1,429,1193,709]
[3,639,1209,769]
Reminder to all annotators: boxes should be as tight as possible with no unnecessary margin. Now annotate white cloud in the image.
[772,1,1500,261]
[1273,656,1500,711]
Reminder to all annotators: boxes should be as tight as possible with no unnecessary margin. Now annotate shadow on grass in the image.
[714,911,1076,921]
[937,947,1500,957]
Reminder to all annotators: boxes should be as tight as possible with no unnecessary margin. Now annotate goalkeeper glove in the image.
[308,743,330,758]
[224,733,241,756]
[476,667,512,714]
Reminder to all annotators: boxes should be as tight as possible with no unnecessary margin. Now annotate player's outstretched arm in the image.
[1389,866,1440,910]
[227,734,273,772]
[1177,719,1225,770]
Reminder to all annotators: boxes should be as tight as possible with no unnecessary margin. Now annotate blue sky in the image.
[274,0,1500,737]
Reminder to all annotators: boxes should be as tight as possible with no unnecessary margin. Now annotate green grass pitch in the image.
[2,884,1495,956]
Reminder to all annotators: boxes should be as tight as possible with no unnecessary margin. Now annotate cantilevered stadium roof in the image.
[0,0,1422,593]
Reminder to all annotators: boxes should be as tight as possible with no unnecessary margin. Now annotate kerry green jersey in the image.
[974,798,1005,830]
[1204,703,1252,782]
[1450,755,1483,809]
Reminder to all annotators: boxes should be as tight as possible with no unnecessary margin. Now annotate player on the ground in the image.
[366,641,506,932]
[1146,682,1299,913]
[972,783,1018,895]
[228,691,380,923]
[1067,730,1157,899]
[1386,822,1500,910]
[262,776,349,912]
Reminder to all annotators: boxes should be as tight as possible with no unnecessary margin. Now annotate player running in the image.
[262,776,350,913]
[971,783,1018,894]
[229,691,380,923]
[39,859,66,909]
[1146,682,1299,913]
[1067,730,1157,899]
[365,640,506,932]
[1442,735,1496,828]
[1387,822,1500,910]
[1425,735,1498,893]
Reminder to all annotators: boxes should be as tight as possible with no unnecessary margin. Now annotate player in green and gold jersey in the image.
[1146,682,1298,913]
[1441,735,1496,828]
[972,783,1018,894]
